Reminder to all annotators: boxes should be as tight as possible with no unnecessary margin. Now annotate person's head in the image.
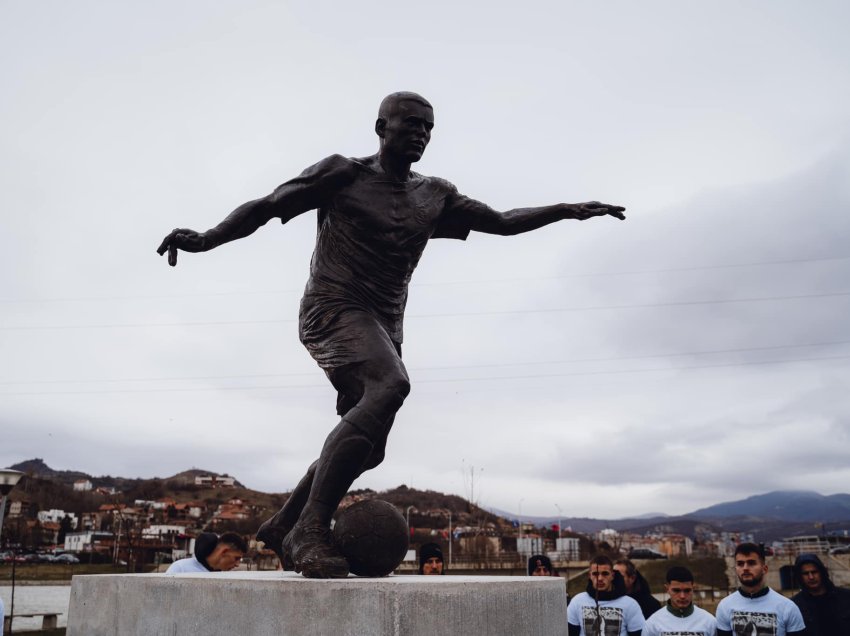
[664,566,695,610]
[375,92,434,163]
[734,543,767,591]
[206,532,247,572]
[589,555,615,592]
[794,554,828,596]
[613,559,638,593]
[528,554,554,576]
[419,542,444,575]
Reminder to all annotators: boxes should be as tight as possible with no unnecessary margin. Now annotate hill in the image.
[10,458,244,491]
[7,459,850,543]
[688,490,850,522]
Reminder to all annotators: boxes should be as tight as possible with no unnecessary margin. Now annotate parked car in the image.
[627,548,667,560]
[829,545,850,555]
[54,553,80,564]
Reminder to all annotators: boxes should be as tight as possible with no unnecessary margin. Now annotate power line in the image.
[1,353,848,397]
[3,290,849,330]
[2,254,847,304]
[3,338,849,386]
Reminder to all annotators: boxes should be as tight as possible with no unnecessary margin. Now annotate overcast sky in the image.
[2,1,849,520]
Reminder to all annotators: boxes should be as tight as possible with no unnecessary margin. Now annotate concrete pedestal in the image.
[68,571,567,635]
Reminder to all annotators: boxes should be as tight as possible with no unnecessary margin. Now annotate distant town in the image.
[2,459,849,578]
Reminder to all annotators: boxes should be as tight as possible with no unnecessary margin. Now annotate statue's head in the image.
[375,92,434,163]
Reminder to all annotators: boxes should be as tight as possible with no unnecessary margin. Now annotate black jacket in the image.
[791,553,850,636]
[628,570,662,619]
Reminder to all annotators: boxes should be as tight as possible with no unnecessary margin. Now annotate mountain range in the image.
[489,490,850,543]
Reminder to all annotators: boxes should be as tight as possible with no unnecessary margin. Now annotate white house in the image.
[142,525,186,539]
[38,509,78,529]
[194,475,236,487]
[73,479,93,492]
[64,530,113,552]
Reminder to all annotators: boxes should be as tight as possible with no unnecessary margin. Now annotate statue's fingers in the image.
[168,245,178,266]
[156,236,172,255]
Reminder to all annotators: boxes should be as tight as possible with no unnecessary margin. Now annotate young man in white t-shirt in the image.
[166,532,246,574]
[567,554,645,636]
[716,542,805,636]
[643,566,716,636]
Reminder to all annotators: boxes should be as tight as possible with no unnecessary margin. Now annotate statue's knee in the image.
[379,375,410,410]
[363,448,385,472]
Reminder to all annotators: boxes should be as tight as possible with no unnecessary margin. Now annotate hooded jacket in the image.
[585,569,630,601]
[627,569,662,618]
[568,571,644,636]
[791,553,850,636]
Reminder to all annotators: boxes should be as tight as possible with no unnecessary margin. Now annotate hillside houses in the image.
[4,466,850,572]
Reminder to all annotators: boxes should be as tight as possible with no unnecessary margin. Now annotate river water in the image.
[0,584,71,632]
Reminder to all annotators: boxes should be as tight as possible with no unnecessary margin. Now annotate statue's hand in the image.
[573,202,626,221]
[156,228,208,266]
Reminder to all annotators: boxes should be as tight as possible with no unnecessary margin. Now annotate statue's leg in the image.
[256,415,394,567]
[283,353,409,578]
[255,460,317,569]
[255,358,397,564]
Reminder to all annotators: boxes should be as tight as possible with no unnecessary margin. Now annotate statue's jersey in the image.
[273,154,491,369]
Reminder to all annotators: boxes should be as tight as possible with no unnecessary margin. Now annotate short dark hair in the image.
[614,558,637,577]
[589,554,613,568]
[219,532,248,553]
[735,542,765,562]
[666,566,694,583]
[528,554,553,576]
[378,92,432,121]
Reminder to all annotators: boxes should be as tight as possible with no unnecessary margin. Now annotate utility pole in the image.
[448,510,452,567]
[518,498,525,556]
[113,516,122,565]
[1,469,24,635]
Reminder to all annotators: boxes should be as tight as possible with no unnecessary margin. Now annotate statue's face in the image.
[379,99,434,163]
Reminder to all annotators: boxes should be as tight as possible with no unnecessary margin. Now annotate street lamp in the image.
[0,469,24,547]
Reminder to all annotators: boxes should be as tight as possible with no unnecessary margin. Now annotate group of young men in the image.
[567,542,850,636]
[165,534,848,635]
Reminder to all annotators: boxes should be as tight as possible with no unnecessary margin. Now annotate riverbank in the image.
[1,584,70,633]
[0,563,152,582]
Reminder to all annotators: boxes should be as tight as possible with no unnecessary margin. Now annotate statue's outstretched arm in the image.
[469,201,625,236]
[157,155,354,266]
[156,195,291,266]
